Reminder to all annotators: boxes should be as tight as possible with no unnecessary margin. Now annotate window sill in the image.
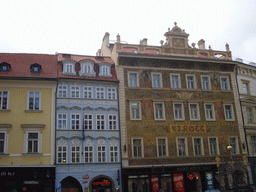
[130,119,142,121]
[57,97,68,99]
[128,87,140,89]
[0,153,9,156]
[22,153,43,156]
[186,89,198,91]
[0,109,11,112]
[24,110,43,113]
[154,119,166,121]
[201,89,212,91]
[174,119,185,121]
[205,119,216,121]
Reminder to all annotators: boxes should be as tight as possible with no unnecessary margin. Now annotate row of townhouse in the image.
[0,22,255,192]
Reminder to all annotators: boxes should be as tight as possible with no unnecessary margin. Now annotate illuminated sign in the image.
[187,173,195,180]
[92,179,111,186]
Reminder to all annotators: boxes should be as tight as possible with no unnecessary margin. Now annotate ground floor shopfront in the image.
[122,164,219,192]
[0,166,55,192]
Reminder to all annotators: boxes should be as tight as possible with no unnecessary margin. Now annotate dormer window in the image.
[79,60,96,77]
[30,63,42,73]
[98,63,112,78]
[62,61,76,75]
[0,62,11,72]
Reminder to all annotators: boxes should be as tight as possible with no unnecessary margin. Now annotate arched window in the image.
[57,138,67,164]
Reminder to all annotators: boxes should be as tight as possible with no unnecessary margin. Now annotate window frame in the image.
[84,114,93,130]
[96,114,105,130]
[247,107,254,123]
[129,101,142,120]
[26,131,40,153]
[201,75,211,90]
[156,137,168,157]
[0,90,9,110]
[57,113,67,129]
[192,137,204,156]
[62,61,76,75]
[151,72,163,88]
[71,141,81,163]
[208,137,219,156]
[27,91,41,110]
[186,74,196,90]
[70,85,80,98]
[242,80,250,95]
[132,138,144,158]
[108,114,118,130]
[71,113,80,130]
[170,74,181,89]
[224,104,235,121]
[177,137,188,157]
[79,61,96,77]
[84,142,93,163]
[189,103,200,121]
[57,85,67,98]
[0,131,8,154]
[83,86,93,99]
[154,102,165,120]
[204,103,216,121]
[229,137,239,155]
[128,71,139,88]
[173,102,185,121]
[220,76,230,91]
[57,138,68,164]
[107,87,116,100]
[96,87,105,99]
[97,139,106,163]
[109,139,119,162]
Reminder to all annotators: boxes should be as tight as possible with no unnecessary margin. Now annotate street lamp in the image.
[227,145,233,165]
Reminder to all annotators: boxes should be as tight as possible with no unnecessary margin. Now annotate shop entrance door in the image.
[185,173,197,192]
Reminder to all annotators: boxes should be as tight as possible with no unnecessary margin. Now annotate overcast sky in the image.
[1,0,255,63]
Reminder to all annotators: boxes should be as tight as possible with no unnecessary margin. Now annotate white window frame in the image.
[224,104,235,121]
[57,139,68,164]
[201,75,211,90]
[193,137,204,156]
[96,87,105,99]
[70,86,80,98]
[247,107,254,123]
[186,74,196,90]
[99,64,112,77]
[154,102,165,120]
[71,141,81,163]
[109,139,119,162]
[57,85,67,98]
[84,114,93,130]
[229,137,239,155]
[204,103,216,121]
[170,74,181,89]
[151,72,163,88]
[27,91,41,110]
[132,138,144,158]
[0,90,9,110]
[189,103,200,121]
[63,61,76,75]
[57,113,67,129]
[242,80,250,95]
[177,137,188,156]
[26,131,40,153]
[0,131,8,154]
[108,114,118,130]
[173,102,185,121]
[83,86,93,99]
[107,88,116,100]
[96,114,105,130]
[129,101,142,120]
[79,61,96,77]
[97,139,106,163]
[71,113,80,130]
[157,137,168,157]
[208,137,219,156]
[220,76,230,91]
[128,71,139,88]
[84,139,93,163]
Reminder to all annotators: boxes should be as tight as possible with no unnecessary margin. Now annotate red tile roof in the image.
[0,53,58,79]
[58,54,118,82]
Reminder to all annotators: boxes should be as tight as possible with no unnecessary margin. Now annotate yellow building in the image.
[0,53,57,191]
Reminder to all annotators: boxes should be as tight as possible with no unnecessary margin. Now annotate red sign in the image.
[151,175,159,192]
[92,179,110,186]
[82,175,89,179]
[173,173,184,192]
[187,173,196,180]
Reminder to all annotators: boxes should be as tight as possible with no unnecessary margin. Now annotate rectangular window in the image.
[152,73,162,88]
[174,103,184,120]
[57,146,67,163]
[242,82,250,95]
[154,102,165,120]
[98,146,106,162]
[96,87,104,99]
[57,113,67,129]
[130,101,141,120]
[221,77,230,91]
[209,137,218,155]
[109,115,117,130]
[110,146,118,162]
[189,103,200,120]
[247,107,253,123]
[66,64,73,73]
[0,91,8,110]
[251,136,256,155]
[84,114,93,130]
[102,66,110,76]
[0,132,6,153]
[202,76,211,90]
[97,115,105,130]
[171,74,180,89]
[157,138,167,157]
[27,132,39,153]
[85,146,93,163]
[107,88,116,100]
[193,138,203,156]
[28,91,40,110]
[71,146,81,163]
[71,114,80,130]
[83,86,93,99]
[133,139,142,158]
[177,138,187,156]
[58,85,67,97]
[205,103,215,120]
[229,137,238,155]
[186,75,196,90]
[71,86,80,98]
[224,104,234,120]
[129,72,139,87]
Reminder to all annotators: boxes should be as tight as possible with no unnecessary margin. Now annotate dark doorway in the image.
[61,176,83,192]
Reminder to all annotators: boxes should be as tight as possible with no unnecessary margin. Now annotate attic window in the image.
[63,54,71,59]
[96,57,104,61]
[30,63,42,73]
[0,62,11,72]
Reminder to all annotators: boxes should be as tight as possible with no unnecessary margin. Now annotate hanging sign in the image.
[151,175,159,192]
[187,173,196,180]
[173,173,185,192]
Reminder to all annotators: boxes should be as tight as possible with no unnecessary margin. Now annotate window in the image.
[193,138,203,156]
[251,136,256,155]
[0,62,11,72]
[108,115,117,130]
[84,114,93,130]
[96,115,105,130]
[173,103,184,120]
[84,138,93,163]
[0,132,6,153]
[110,139,119,162]
[209,137,219,156]
[204,103,215,121]
[247,107,253,123]
[72,145,81,163]
[229,137,238,155]
[71,114,80,130]
[79,61,96,77]
[30,63,41,73]
[28,91,40,110]
[186,75,196,90]
[201,76,211,90]
[102,66,110,76]
[157,138,167,157]
[130,101,141,120]
[57,113,67,129]
[0,90,8,110]
[84,65,91,73]
[132,138,143,158]
[170,74,181,89]
[99,64,111,77]
[97,139,106,162]
[128,72,139,87]
[177,138,187,156]
[57,138,67,164]
[107,88,116,100]
[58,85,67,97]
[189,103,200,120]
[96,87,104,99]
[62,61,76,75]
[220,77,230,91]
[83,86,93,99]
[224,104,234,121]
[242,81,250,95]
[71,86,80,98]
[66,64,73,73]
[154,102,165,120]
[152,73,162,88]
[27,132,39,153]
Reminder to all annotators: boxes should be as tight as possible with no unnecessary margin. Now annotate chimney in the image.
[141,38,148,45]
[198,39,205,49]
[103,32,110,47]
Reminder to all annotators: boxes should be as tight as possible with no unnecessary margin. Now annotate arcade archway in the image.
[61,176,83,192]
[90,175,115,192]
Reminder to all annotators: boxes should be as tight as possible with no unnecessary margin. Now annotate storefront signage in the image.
[0,171,15,176]
[82,181,88,184]
[187,173,195,180]
[82,175,89,179]
[173,173,184,192]
[23,181,39,185]
[151,175,159,192]
[205,172,214,190]
[92,179,110,186]
[170,124,210,133]
[176,165,212,172]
